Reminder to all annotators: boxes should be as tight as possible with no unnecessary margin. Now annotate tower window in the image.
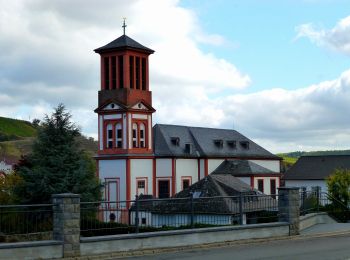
[111,56,117,89]
[141,58,146,90]
[132,123,138,148]
[106,124,113,149]
[139,123,145,148]
[104,57,110,90]
[129,56,134,89]
[118,56,124,88]
[115,123,122,148]
[136,57,140,90]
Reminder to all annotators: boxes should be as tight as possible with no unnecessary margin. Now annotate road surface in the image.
[121,233,350,260]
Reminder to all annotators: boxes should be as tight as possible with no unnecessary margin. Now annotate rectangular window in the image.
[182,179,190,190]
[136,57,140,89]
[270,179,276,196]
[137,180,145,189]
[116,141,122,148]
[108,129,113,139]
[140,141,145,148]
[118,56,124,88]
[140,129,144,139]
[141,218,146,225]
[108,141,113,148]
[158,180,170,198]
[258,179,264,193]
[133,140,137,148]
[141,58,146,90]
[129,56,134,89]
[133,129,137,139]
[104,57,110,89]
[111,56,117,89]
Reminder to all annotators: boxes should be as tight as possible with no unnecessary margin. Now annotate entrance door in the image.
[158,180,170,198]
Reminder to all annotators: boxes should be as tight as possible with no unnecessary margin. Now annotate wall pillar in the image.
[278,187,300,235]
[52,193,81,257]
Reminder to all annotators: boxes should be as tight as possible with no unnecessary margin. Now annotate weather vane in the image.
[122,17,127,35]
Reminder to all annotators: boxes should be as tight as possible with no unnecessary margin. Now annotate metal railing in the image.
[300,190,350,222]
[0,204,53,243]
[80,194,279,237]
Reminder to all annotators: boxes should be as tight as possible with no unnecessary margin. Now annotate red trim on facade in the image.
[126,159,131,203]
[204,159,208,177]
[152,159,156,196]
[96,160,99,178]
[181,176,192,190]
[197,159,200,181]
[171,159,176,195]
[250,176,254,188]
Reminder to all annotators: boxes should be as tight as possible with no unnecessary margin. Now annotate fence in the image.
[300,189,350,222]
[80,194,280,237]
[0,204,53,243]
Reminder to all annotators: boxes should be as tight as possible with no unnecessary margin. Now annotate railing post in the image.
[316,186,320,212]
[190,193,194,229]
[135,195,139,233]
[239,193,244,225]
[301,187,306,215]
[278,187,300,235]
[52,193,80,258]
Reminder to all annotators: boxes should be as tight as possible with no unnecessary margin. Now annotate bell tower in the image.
[94,22,155,156]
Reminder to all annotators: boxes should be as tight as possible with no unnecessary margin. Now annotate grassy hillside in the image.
[0,117,37,141]
[278,150,350,159]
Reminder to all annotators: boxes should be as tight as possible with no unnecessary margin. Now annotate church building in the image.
[94,25,282,202]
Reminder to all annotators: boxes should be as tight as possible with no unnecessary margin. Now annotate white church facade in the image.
[94,28,282,203]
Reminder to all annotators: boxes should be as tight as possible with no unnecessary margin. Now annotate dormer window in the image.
[185,143,193,154]
[214,139,223,148]
[227,140,236,149]
[240,141,249,150]
[171,137,180,146]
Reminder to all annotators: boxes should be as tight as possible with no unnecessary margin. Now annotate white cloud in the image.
[296,15,350,55]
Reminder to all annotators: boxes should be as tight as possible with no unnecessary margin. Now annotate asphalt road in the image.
[122,233,350,260]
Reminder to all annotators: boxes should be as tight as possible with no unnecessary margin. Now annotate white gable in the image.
[103,103,121,110]
[131,102,148,110]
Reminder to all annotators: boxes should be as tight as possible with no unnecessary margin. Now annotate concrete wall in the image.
[80,222,289,256]
[299,212,337,231]
[285,180,327,193]
[0,241,62,260]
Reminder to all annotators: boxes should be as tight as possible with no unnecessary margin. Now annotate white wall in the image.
[130,159,153,199]
[99,160,126,201]
[156,159,172,177]
[249,160,280,172]
[285,180,327,193]
[175,159,198,192]
[199,159,205,179]
[208,159,225,174]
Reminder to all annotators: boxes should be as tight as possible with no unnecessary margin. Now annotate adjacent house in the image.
[0,157,16,177]
[283,155,350,193]
[130,173,277,228]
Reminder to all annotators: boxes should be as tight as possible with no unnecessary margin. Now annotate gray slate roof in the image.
[153,124,279,159]
[283,155,350,180]
[212,159,278,176]
[94,34,154,54]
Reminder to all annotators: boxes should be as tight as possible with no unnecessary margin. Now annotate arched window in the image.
[115,123,122,148]
[132,123,138,148]
[106,124,113,148]
[139,123,146,148]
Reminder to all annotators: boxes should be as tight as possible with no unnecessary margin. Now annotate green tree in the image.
[15,104,101,203]
[326,168,350,206]
[0,171,23,204]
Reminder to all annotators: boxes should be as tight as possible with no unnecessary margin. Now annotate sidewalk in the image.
[301,223,350,235]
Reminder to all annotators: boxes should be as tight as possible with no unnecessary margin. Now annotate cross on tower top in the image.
[122,18,127,35]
